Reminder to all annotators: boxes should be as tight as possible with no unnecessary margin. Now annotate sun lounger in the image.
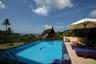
[74,48,96,57]
[74,48,96,53]
[71,43,78,49]
[71,43,87,49]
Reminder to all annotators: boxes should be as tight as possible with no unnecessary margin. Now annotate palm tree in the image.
[8,27,12,34]
[2,18,10,31]
[2,18,11,43]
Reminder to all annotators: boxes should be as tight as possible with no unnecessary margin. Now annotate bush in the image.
[63,30,83,37]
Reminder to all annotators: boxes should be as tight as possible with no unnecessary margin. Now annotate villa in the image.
[0,0,96,64]
[41,27,55,38]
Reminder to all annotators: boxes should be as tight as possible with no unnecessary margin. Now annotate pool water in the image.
[16,40,63,64]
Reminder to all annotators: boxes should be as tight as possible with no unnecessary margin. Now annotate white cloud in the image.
[33,6,48,16]
[33,0,73,16]
[55,25,65,32]
[55,26,65,29]
[90,10,96,17]
[44,24,65,31]
[0,1,6,10]
[44,24,52,29]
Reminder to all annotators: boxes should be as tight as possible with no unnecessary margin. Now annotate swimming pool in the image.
[16,40,70,64]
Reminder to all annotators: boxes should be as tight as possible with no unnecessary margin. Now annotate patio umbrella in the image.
[69,18,96,43]
[70,18,96,29]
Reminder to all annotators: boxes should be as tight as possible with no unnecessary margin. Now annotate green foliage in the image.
[41,32,63,40]
[19,34,38,42]
[9,33,38,43]
[0,18,12,43]
[63,29,91,37]
[63,30,78,37]
[55,32,63,39]
[0,18,39,44]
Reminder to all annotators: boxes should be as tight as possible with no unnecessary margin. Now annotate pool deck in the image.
[64,40,96,64]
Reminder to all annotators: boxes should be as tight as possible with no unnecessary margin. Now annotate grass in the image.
[0,42,24,49]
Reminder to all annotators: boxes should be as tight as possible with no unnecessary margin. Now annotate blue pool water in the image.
[16,40,63,64]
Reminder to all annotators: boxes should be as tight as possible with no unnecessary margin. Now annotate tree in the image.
[7,27,12,34]
[2,18,10,31]
[2,18,11,43]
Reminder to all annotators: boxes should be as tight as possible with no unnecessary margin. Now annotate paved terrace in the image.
[64,41,96,64]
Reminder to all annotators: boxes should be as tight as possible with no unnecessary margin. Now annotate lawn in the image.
[0,42,24,49]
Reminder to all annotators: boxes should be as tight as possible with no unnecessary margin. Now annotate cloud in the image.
[44,24,52,29]
[33,6,48,16]
[90,10,96,17]
[44,24,65,31]
[0,1,6,10]
[55,26,65,29]
[33,0,73,16]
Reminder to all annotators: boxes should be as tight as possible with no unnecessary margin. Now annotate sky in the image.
[0,0,96,34]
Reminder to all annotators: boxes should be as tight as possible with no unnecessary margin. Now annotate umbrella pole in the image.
[84,23,88,44]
